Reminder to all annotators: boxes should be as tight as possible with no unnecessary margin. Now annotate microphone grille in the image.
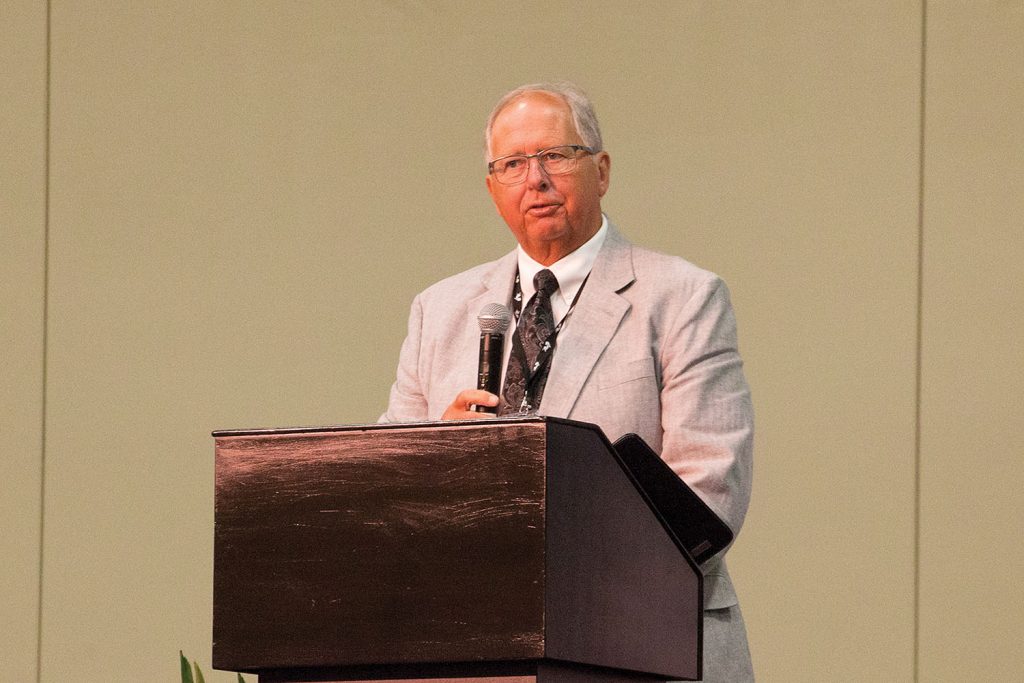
[477,303,512,333]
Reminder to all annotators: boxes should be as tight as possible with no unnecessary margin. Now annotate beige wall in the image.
[1,1,47,682]
[1,1,1020,681]
[919,2,1024,679]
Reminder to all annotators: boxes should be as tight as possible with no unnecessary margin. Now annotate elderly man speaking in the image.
[381,82,755,682]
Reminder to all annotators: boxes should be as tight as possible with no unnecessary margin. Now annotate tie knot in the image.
[534,269,559,298]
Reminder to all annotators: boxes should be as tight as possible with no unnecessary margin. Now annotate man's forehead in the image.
[490,93,580,153]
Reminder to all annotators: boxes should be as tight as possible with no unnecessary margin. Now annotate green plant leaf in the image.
[237,674,246,683]
[180,651,194,683]
[193,661,206,683]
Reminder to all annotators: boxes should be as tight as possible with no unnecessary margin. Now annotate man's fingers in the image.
[441,389,499,420]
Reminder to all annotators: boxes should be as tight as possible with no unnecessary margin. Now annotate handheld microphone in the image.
[474,303,511,413]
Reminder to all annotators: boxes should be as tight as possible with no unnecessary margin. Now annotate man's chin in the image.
[524,219,571,244]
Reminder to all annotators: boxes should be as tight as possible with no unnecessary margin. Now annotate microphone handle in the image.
[474,332,503,413]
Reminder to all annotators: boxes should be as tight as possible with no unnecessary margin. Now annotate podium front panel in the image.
[214,422,547,671]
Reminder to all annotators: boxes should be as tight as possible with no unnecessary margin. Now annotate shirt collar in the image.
[516,214,609,314]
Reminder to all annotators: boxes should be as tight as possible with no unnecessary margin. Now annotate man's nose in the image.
[525,156,551,190]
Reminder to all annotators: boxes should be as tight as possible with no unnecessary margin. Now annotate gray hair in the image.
[484,81,603,160]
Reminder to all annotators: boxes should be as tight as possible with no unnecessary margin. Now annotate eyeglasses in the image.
[487,145,596,185]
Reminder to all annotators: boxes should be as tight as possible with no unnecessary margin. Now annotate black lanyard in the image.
[510,270,589,329]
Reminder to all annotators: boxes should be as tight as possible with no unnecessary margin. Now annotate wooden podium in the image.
[212,417,703,683]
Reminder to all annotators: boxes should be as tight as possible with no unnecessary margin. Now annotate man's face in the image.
[485,93,611,265]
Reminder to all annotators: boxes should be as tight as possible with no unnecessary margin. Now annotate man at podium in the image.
[381,82,754,683]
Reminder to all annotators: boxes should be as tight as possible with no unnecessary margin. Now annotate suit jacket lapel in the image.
[541,224,635,418]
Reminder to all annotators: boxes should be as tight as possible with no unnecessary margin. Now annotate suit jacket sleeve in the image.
[657,275,753,543]
[380,293,430,423]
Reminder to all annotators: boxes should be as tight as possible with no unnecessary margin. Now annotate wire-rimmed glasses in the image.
[487,145,596,185]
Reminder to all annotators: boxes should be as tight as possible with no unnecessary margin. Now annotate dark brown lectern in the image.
[213,417,703,683]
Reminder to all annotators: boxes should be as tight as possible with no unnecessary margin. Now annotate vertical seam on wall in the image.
[914,2,928,682]
[36,1,51,681]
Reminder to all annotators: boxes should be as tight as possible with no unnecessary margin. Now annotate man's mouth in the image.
[526,203,561,217]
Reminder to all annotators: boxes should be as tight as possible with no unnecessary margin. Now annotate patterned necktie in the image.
[499,269,560,415]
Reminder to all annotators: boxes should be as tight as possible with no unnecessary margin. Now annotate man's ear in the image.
[596,151,611,197]
[485,173,501,212]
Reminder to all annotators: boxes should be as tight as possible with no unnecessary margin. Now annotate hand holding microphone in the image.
[440,303,510,420]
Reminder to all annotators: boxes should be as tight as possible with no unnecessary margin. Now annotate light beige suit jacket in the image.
[382,223,754,680]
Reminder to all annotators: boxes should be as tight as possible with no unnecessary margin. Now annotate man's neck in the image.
[522,218,603,266]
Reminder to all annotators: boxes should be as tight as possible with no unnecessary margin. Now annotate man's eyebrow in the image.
[497,145,567,158]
